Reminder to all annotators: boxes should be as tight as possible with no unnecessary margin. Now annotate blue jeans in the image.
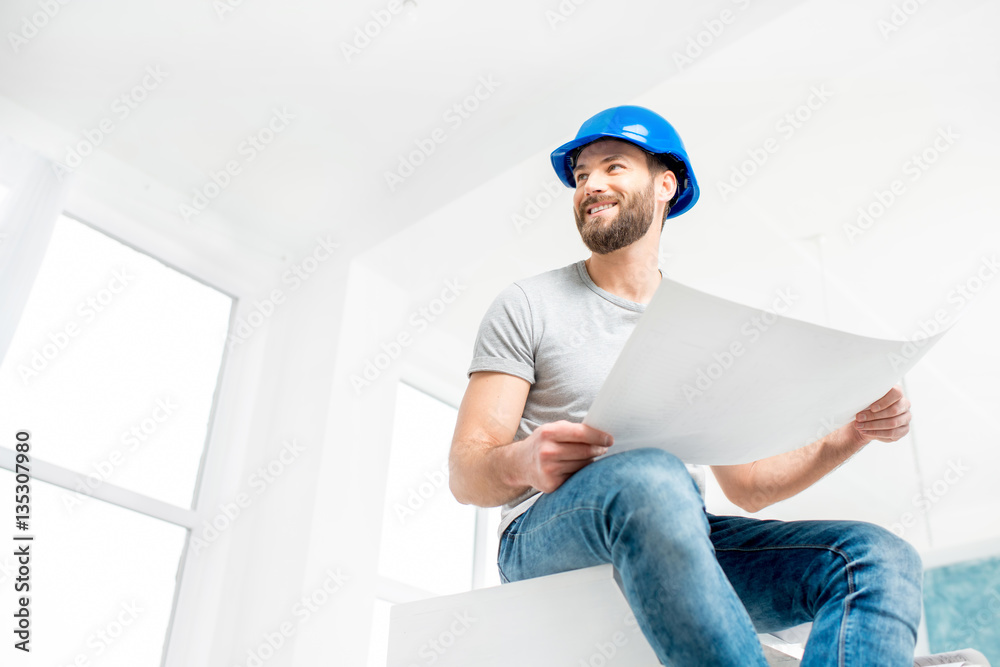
[496,448,923,667]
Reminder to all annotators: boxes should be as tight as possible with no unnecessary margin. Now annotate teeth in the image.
[590,203,616,214]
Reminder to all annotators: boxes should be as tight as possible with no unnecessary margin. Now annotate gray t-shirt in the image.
[467,259,706,539]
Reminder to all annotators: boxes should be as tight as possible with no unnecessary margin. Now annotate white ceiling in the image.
[1,0,994,267]
[0,0,814,256]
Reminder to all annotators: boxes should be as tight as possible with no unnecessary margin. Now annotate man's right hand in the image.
[450,371,614,507]
[513,420,614,494]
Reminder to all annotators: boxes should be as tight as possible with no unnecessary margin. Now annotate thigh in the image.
[707,513,905,633]
[498,448,706,584]
[496,500,610,585]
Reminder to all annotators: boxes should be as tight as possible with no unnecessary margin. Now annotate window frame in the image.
[0,198,277,667]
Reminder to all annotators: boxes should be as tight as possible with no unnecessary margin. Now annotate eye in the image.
[608,163,624,172]
[576,172,588,183]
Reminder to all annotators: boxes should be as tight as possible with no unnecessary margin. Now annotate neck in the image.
[584,237,663,304]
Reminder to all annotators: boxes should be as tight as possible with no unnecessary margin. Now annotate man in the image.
[449,105,922,666]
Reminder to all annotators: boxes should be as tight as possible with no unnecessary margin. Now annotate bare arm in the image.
[449,371,613,507]
[711,385,912,512]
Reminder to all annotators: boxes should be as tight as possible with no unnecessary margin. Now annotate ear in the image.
[655,169,678,206]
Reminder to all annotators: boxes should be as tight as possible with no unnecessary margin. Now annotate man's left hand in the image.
[850,384,912,446]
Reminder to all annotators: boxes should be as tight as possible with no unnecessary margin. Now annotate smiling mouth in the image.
[587,202,618,216]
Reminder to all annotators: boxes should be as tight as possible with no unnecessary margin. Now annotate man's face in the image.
[571,139,657,255]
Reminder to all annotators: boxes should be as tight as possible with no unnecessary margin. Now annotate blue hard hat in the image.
[550,105,700,218]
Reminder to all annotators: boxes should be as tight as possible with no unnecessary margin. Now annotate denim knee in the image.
[885,530,923,583]
[842,522,924,621]
[600,448,703,506]
[845,522,923,580]
[594,449,707,543]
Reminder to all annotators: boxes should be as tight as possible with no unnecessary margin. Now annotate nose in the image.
[582,171,607,197]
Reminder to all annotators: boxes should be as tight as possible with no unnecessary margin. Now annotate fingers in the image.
[856,387,908,423]
[552,457,599,476]
[530,421,614,493]
[858,424,910,442]
[545,423,612,461]
[859,384,903,417]
[856,406,911,442]
[552,442,611,462]
[854,385,911,442]
[538,420,614,448]
[571,422,614,447]
[858,412,910,431]
[534,456,601,493]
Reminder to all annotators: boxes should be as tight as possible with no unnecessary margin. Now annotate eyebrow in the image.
[573,154,631,174]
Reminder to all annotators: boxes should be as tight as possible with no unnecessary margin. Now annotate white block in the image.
[386,563,810,667]
[387,564,661,667]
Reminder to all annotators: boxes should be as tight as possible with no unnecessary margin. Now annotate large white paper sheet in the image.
[583,278,951,465]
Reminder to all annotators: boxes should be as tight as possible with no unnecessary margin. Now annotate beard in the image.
[574,178,656,255]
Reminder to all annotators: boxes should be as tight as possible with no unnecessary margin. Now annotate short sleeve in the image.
[467,283,535,384]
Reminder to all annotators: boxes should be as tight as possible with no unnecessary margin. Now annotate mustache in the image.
[579,195,621,213]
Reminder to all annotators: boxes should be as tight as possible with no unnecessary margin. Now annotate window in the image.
[0,214,232,665]
[371,380,502,664]
[378,381,476,594]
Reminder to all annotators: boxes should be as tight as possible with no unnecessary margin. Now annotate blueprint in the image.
[583,278,951,465]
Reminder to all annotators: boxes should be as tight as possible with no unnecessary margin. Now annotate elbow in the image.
[448,455,473,506]
[718,465,771,513]
[731,489,769,514]
[449,476,471,506]
[738,498,767,514]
